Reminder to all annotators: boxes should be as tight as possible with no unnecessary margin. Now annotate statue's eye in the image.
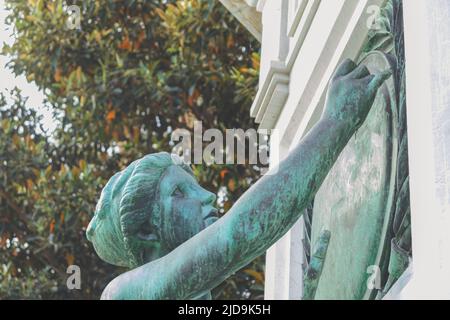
[172,187,183,198]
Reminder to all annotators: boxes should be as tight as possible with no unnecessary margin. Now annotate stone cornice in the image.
[219,0,262,42]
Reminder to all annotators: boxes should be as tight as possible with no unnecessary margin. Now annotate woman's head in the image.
[86,152,218,268]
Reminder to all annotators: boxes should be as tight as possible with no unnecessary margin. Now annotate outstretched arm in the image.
[102,59,391,299]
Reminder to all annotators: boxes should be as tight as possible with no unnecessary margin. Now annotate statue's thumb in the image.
[368,69,392,97]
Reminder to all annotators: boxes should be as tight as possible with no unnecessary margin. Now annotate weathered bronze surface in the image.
[312,52,398,300]
[301,0,411,300]
[86,57,392,299]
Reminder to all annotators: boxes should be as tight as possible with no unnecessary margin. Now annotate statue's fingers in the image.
[367,69,393,97]
[347,64,370,79]
[332,58,357,80]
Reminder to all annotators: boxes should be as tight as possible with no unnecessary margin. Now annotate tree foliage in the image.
[1,0,263,299]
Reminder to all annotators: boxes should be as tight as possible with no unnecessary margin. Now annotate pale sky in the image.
[0,0,56,133]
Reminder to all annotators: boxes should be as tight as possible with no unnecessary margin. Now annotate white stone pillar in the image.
[402,0,450,299]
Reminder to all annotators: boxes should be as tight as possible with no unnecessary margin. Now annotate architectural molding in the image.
[288,0,311,37]
[219,0,262,42]
[283,0,387,146]
[251,0,321,130]
[250,0,387,136]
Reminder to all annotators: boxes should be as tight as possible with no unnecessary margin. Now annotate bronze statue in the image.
[86,58,391,299]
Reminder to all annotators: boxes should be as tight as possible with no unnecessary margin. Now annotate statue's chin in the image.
[94,244,131,268]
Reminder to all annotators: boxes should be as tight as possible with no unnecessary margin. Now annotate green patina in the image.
[84,0,412,301]
[311,51,398,300]
[303,0,411,300]
[86,51,392,299]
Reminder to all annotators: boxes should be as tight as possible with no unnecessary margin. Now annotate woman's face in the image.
[87,162,219,267]
[158,165,219,252]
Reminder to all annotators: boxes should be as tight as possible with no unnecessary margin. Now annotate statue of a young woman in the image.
[86,59,391,299]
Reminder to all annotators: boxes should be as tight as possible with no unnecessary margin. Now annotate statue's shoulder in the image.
[101,260,162,300]
[101,276,124,300]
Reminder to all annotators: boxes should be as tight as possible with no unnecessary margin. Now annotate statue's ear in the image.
[121,210,159,244]
[120,209,162,265]
[134,220,163,263]
[136,222,159,242]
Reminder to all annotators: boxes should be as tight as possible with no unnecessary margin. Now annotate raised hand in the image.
[322,58,392,132]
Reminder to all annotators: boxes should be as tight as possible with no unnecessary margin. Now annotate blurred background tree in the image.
[0,0,264,299]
